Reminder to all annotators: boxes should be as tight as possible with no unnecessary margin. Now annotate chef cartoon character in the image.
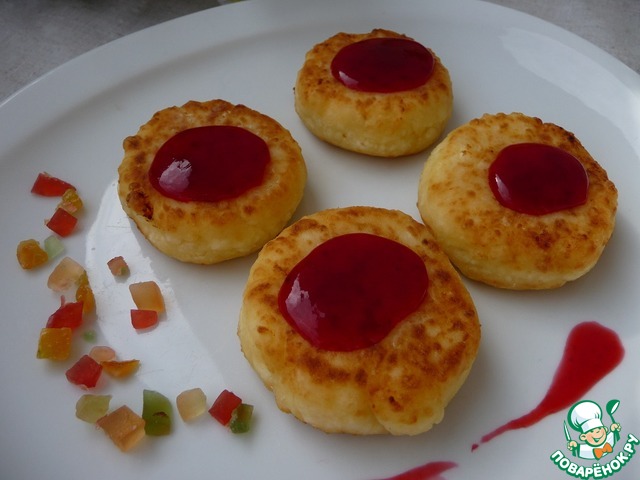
[565,400,621,460]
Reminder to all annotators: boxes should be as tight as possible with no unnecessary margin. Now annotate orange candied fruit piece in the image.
[17,239,48,269]
[130,309,159,330]
[58,188,83,214]
[75,272,95,314]
[101,359,140,378]
[97,405,146,452]
[36,327,73,360]
[129,281,165,312]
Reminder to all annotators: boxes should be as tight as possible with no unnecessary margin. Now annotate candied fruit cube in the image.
[31,172,75,197]
[142,389,172,436]
[48,257,85,292]
[75,283,95,314]
[129,281,165,312]
[97,405,146,452]
[130,309,159,330]
[76,394,112,423]
[36,327,72,360]
[229,403,254,434]
[88,345,116,362]
[65,354,102,388]
[43,235,65,260]
[46,207,78,237]
[58,188,83,214]
[75,272,95,314]
[101,359,140,378]
[176,388,207,422]
[82,330,97,342]
[46,299,83,329]
[209,390,242,426]
[107,256,129,276]
[17,239,48,269]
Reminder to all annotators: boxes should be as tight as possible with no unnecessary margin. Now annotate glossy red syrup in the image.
[375,461,457,480]
[472,321,624,451]
[149,125,269,202]
[331,37,435,93]
[488,143,589,215]
[278,233,429,352]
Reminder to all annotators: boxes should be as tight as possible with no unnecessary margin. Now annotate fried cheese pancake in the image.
[294,29,453,157]
[238,206,480,435]
[117,99,307,264]
[418,112,618,290]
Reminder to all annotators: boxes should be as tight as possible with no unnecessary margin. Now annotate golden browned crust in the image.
[238,206,480,435]
[117,99,307,264]
[294,29,453,157]
[417,112,618,289]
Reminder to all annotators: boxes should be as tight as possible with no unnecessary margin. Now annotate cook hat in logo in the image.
[568,400,604,434]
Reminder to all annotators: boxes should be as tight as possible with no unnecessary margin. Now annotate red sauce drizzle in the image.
[149,125,270,202]
[374,461,457,480]
[488,143,589,215]
[472,321,624,451]
[331,37,435,93]
[278,233,429,352]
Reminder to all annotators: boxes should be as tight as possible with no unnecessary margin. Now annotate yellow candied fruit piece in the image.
[101,359,140,378]
[58,188,83,214]
[37,327,73,360]
[97,405,146,452]
[17,239,48,269]
[76,394,112,423]
[176,388,207,422]
[129,281,165,313]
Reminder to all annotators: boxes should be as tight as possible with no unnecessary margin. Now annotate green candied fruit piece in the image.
[142,389,172,436]
[82,330,97,342]
[76,394,112,423]
[44,235,65,260]
[229,403,254,434]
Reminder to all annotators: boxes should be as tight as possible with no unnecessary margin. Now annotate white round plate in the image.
[1,1,639,479]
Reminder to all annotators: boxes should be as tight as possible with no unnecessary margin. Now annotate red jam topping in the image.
[331,37,435,93]
[149,126,270,202]
[278,233,429,352]
[472,321,624,451]
[376,461,457,480]
[488,143,589,215]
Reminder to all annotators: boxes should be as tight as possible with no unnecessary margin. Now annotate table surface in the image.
[1,0,639,103]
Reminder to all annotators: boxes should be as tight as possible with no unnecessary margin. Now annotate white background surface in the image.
[1,0,639,103]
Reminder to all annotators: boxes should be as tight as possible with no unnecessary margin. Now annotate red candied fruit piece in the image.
[46,208,78,237]
[31,172,76,197]
[46,298,84,329]
[209,390,242,426]
[66,355,103,388]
